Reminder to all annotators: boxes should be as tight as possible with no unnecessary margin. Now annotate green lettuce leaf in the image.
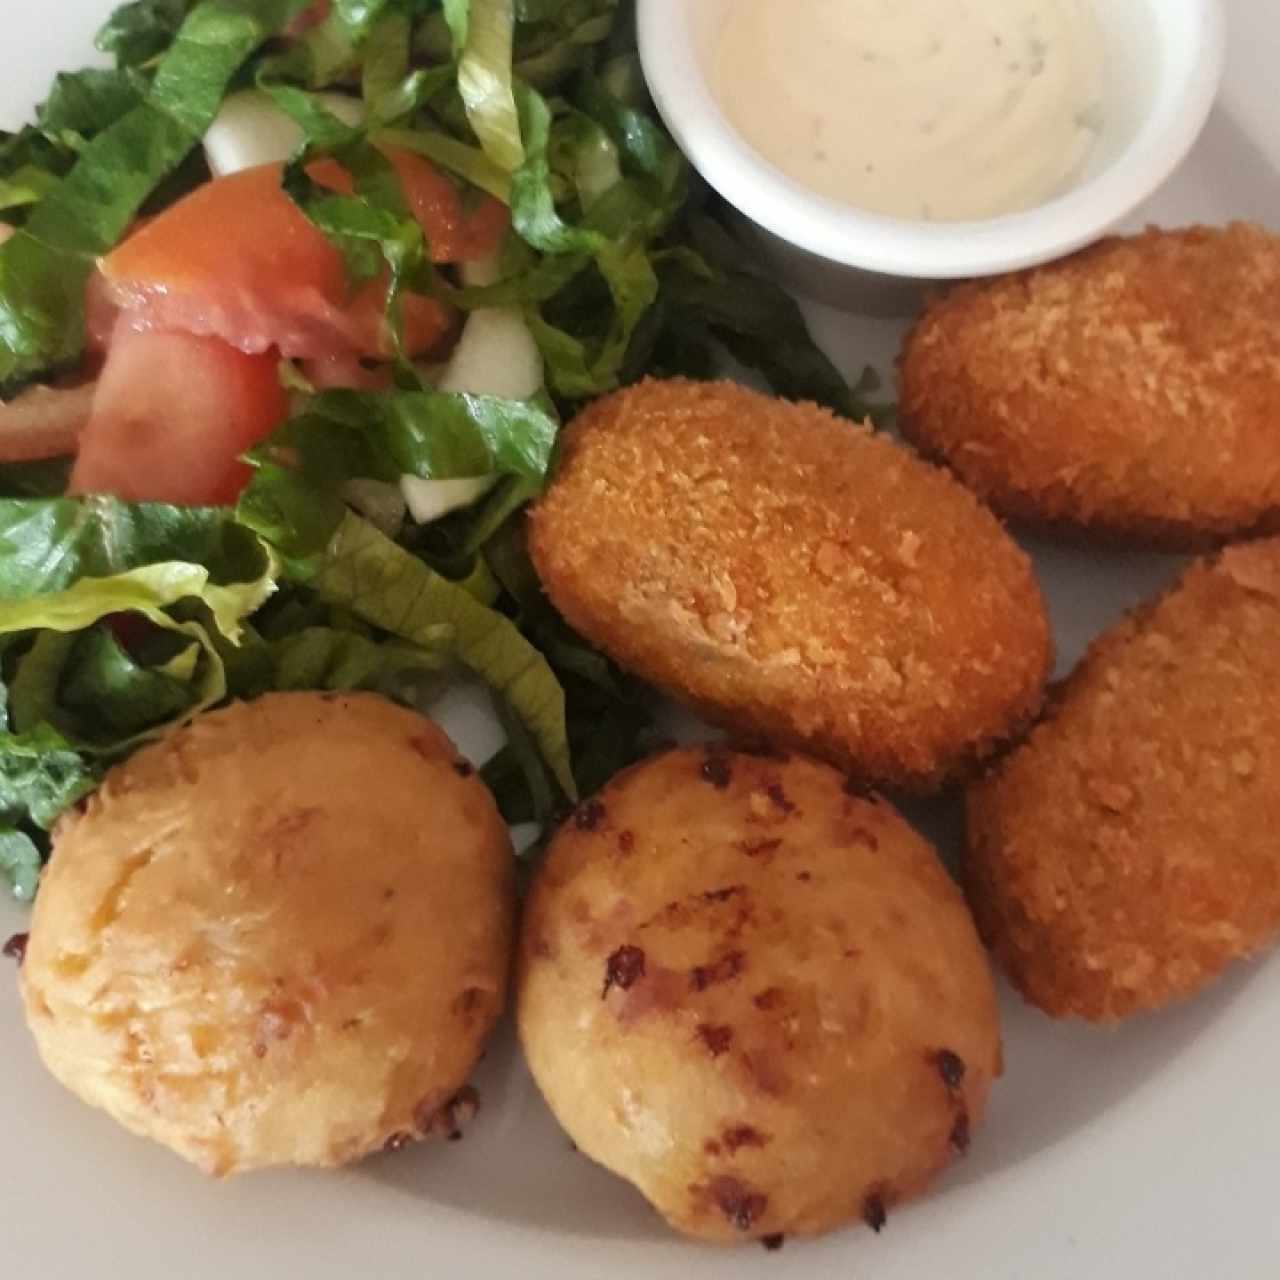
[653,210,885,421]
[97,0,193,69]
[0,827,43,902]
[304,508,575,798]
[6,631,79,736]
[269,624,448,691]
[257,386,559,489]
[457,0,525,173]
[60,627,202,737]
[37,69,149,148]
[0,497,271,601]
[0,723,99,831]
[0,553,276,647]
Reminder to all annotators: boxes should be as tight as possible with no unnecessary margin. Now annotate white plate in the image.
[2,4,1278,1277]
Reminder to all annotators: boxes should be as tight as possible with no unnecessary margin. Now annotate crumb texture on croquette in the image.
[899,223,1280,547]
[518,746,1000,1243]
[528,378,1051,791]
[20,693,514,1175]
[967,538,1280,1021]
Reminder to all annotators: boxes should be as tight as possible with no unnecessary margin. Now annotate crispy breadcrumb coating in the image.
[899,224,1280,549]
[966,539,1280,1021]
[528,379,1051,791]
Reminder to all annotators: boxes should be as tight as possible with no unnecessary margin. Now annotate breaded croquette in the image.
[519,745,1000,1243]
[899,223,1280,549]
[528,379,1052,792]
[966,539,1280,1021]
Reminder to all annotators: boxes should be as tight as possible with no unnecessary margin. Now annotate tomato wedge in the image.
[68,326,287,506]
[98,150,508,361]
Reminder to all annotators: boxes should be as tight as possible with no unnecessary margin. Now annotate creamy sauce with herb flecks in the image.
[713,0,1105,221]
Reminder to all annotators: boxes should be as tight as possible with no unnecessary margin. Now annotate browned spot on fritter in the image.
[741,837,782,860]
[766,783,795,814]
[452,759,474,777]
[697,1024,734,1056]
[761,1233,786,1251]
[704,1138,723,1156]
[616,963,687,1024]
[753,986,784,1011]
[3,933,28,966]
[722,1125,769,1153]
[843,775,871,797]
[408,735,438,759]
[252,996,305,1056]
[863,1189,888,1233]
[617,829,635,856]
[701,884,745,903]
[575,799,606,831]
[704,1175,769,1232]
[950,1107,971,1155]
[935,1048,966,1091]
[263,807,323,872]
[452,987,486,1019]
[850,827,880,850]
[691,949,746,992]
[701,750,733,789]
[602,944,646,998]
[796,870,812,883]
[739,1048,789,1096]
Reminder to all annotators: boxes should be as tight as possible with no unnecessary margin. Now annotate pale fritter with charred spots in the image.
[21,693,514,1175]
[967,538,1280,1022]
[899,223,1280,549]
[518,746,1001,1245]
[528,378,1052,792]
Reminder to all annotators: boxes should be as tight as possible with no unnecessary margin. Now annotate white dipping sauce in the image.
[713,0,1105,222]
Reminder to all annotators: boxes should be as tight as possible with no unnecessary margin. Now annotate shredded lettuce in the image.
[0,497,269,600]
[254,386,559,489]
[0,0,884,893]
[457,0,525,172]
[0,828,43,903]
[316,513,573,795]
[0,0,313,395]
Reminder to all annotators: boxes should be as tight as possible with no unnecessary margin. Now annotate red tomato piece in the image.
[68,325,288,506]
[98,153,507,362]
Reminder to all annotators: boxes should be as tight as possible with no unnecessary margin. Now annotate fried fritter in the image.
[899,223,1280,549]
[528,378,1051,792]
[21,693,514,1175]
[966,539,1280,1021]
[518,745,1000,1244]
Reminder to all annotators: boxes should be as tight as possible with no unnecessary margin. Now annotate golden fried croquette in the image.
[21,692,514,1175]
[528,378,1051,792]
[966,538,1280,1022]
[899,223,1280,549]
[518,745,1001,1244]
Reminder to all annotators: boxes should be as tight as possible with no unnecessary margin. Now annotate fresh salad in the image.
[0,0,875,901]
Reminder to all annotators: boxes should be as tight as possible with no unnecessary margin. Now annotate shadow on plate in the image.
[364,942,1261,1244]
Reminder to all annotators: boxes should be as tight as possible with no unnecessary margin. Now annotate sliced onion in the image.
[438,307,543,400]
[400,474,498,525]
[204,90,365,178]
